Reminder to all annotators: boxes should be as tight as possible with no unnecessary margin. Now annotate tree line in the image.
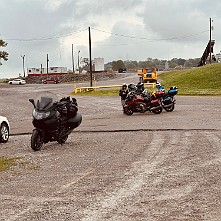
[108,57,201,72]
[0,39,9,64]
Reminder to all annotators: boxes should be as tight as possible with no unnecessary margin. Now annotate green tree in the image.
[116,60,125,69]
[124,60,138,70]
[138,61,149,69]
[168,60,177,68]
[112,61,117,71]
[184,60,193,68]
[112,60,125,71]
[0,39,9,62]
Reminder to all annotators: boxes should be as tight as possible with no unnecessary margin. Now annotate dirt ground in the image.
[0,80,221,221]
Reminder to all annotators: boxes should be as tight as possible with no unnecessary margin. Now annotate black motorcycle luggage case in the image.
[67,104,78,118]
[168,89,178,96]
[68,112,82,129]
[163,97,173,105]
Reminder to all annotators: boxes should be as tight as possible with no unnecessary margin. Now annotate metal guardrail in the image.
[74,83,155,93]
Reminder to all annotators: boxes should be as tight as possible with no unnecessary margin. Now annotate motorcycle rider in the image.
[156,81,165,92]
[119,83,129,105]
[128,83,137,92]
[136,82,145,94]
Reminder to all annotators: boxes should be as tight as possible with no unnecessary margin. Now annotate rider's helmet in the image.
[170,86,178,90]
[122,83,127,90]
[156,81,161,88]
[128,83,136,91]
[136,82,144,88]
[136,82,144,92]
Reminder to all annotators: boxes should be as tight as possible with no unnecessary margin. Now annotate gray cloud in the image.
[0,0,220,78]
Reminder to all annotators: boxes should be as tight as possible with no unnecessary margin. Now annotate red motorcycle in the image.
[123,91,162,115]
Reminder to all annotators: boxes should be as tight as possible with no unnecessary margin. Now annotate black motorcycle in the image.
[29,94,82,151]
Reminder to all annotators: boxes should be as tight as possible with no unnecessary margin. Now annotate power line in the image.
[4,28,88,41]
[91,27,209,41]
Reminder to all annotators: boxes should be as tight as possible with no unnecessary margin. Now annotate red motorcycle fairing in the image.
[150,98,161,107]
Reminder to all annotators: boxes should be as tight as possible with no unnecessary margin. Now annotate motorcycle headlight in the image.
[33,109,50,120]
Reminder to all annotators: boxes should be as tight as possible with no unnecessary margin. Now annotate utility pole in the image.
[21,55,25,77]
[89,27,93,87]
[78,50,80,73]
[46,54,49,78]
[72,44,75,73]
[40,63,43,75]
[209,17,212,64]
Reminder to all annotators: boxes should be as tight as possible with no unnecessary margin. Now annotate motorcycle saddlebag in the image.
[163,97,173,105]
[168,89,178,96]
[68,112,82,129]
[67,103,78,118]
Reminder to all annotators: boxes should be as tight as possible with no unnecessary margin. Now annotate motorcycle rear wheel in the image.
[152,106,163,114]
[164,104,175,112]
[123,107,133,115]
[31,130,43,151]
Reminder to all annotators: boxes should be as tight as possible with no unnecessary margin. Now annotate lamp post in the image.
[21,55,25,77]
[72,44,75,73]
[78,50,80,73]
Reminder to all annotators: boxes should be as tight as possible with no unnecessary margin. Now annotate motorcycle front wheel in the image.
[164,104,175,112]
[58,135,68,144]
[31,129,43,151]
[123,107,133,115]
[152,106,163,114]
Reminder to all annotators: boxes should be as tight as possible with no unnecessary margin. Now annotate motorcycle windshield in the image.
[36,96,54,111]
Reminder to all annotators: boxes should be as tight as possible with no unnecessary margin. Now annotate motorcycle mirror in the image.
[29,99,36,107]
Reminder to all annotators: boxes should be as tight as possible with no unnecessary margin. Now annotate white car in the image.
[0,116,10,143]
[8,79,26,85]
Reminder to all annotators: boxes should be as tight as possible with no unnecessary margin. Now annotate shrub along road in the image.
[0,82,221,220]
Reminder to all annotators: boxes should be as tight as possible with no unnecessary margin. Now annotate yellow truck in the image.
[137,68,158,83]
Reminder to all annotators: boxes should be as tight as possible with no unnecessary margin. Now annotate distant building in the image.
[94,57,104,72]
[27,67,68,76]
[215,52,221,63]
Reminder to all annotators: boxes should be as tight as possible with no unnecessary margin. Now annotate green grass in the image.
[72,89,120,96]
[159,63,221,96]
[0,156,39,173]
[0,156,18,172]
[72,63,221,96]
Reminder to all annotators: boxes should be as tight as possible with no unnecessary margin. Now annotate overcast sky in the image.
[0,0,221,78]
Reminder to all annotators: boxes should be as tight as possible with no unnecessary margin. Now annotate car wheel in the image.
[0,123,9,143]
